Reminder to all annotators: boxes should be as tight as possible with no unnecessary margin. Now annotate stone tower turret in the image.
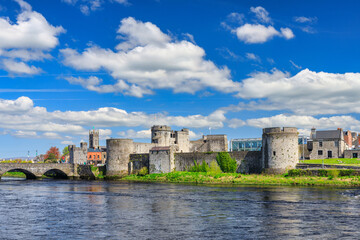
[89,129,99,149]
[151,125,175,146]
[261,127,298,173]
[106,139,134,176]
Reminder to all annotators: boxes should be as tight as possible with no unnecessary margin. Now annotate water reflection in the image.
[0,180,360,239]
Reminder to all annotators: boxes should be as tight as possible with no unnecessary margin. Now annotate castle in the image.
[69,126,299,175]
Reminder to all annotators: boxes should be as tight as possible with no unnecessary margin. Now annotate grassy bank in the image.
[2,172,26,178]
[122,171,360,187]
[300,158,360,165]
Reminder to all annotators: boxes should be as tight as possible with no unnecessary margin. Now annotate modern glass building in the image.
[231,138,262,151]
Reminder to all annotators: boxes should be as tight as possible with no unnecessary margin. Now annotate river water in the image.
[0,178,360,239]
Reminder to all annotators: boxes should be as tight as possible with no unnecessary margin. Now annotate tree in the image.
[216,152,237,173]
[44,147,60,162]
[62,146,69,156]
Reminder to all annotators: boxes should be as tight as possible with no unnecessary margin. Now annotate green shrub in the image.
[327,170,339,178]
[216,152,237,173]
[339,169,355,176]
[189,160,210,172]
[209,161,222,174]
[288,169,301,177]
[138,167,148,176]
[318,169,328,177]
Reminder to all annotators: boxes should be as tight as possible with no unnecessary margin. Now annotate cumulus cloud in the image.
[62,17,239,97]
[228,118,246,128]
[2,59,42,74]
[12,130,37,138]
[0,0,64,74]
[232,24,294,44]
[0,96,227,142]
[118,129,151,139]
[233,68,360,115]
[118,128,201,140]
[226,6,294,44]
[246,114,360,134]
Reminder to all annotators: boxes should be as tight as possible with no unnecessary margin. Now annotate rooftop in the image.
[313,129,342,140]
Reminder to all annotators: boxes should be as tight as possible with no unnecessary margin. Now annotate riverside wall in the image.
[128,151,262,174]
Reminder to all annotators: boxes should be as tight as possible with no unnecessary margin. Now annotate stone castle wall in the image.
[190,135,228,152]
[128,151,262,174]
[69,142,87,165]
[129,154,149,174]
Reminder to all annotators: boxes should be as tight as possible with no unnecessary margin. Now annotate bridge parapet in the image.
[0,163,80,179]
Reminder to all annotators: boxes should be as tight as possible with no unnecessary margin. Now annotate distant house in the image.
[308,128,345,159]
[87,148,103,165]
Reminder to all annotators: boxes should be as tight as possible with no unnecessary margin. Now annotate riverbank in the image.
[2,172,26,178]
[122,171,360,186]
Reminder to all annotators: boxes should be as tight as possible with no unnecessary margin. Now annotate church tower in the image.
[89,129,99,149]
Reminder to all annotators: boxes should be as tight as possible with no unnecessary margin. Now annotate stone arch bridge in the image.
[0,163,90,179]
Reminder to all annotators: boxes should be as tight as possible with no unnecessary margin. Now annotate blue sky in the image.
[0,0,360,157]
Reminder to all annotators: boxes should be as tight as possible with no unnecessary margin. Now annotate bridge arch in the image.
[43,169,68,179]
[1,168,37,179]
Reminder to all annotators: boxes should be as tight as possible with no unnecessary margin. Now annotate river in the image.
[0,178,359,239]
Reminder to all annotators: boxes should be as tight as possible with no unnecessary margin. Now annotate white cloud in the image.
[294,16,317,24]
[0,1,64,49]
[0,96,33,113]
[61,140,74,145]
[2,59,42,75]
[228,118,246,128]
[234,68,360,115]
[289,60,302,69]
[0,96,227,142]
[118,128,201,140]
[12,130,37,138]
[246,53,260,62]
[0,0,65,74]
[246,114,360,133]
[280,27,294,39]
[63,0,128,15]
[61,17,239,97]
[233,24,278,44]
[226,7,294,44]
[42,132,62,139]
[118,129,151,139]
[250,6,271,23]
[232,24,293,44]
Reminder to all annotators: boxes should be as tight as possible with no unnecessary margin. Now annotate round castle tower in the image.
[261,127,298,173]
[106,139,134,176]
[151,125,174,146]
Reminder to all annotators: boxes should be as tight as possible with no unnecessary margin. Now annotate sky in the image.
[0,0,360,157]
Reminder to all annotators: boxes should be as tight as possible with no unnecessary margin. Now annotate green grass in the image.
[300,158,360,165]
[122,171,360,187]
[90,166,104,179]
[2,172,26,178]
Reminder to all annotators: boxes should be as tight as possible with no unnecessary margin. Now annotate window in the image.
[273,151,276,156]
[319,141,323,147]
[318,150,323,155]
[335,141,339,147]
[89,155,92,159]
[353,153,358,158]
